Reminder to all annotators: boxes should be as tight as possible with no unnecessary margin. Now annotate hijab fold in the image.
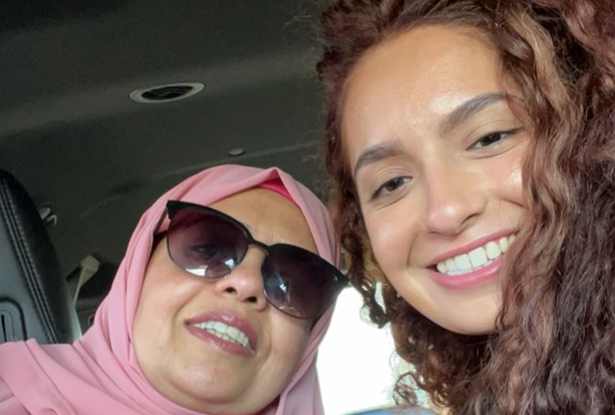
[0,165,339,415]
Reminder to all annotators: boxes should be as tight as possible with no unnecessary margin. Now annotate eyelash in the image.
[371,176,410,201]
[469,127,522,150]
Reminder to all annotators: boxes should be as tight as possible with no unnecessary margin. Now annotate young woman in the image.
[0,164,346,415]
[317,1,615,414]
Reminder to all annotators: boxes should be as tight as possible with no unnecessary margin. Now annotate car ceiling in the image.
[0,0,327,312]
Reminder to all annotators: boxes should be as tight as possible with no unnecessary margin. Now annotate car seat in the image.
[0,170,80,344]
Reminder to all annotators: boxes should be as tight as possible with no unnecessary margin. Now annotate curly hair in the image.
[316,0,615,413]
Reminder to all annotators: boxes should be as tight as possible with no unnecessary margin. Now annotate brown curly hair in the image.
[316,0,615,413]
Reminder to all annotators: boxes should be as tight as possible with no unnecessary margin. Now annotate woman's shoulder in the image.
[0,341,32,414]
[0,379,30,415]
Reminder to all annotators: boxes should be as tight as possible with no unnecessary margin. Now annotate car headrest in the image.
[0,170,81,344]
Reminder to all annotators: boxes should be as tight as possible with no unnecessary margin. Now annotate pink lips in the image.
[426,230,514,290]
[428,256,502,290]
[185,311,258,358]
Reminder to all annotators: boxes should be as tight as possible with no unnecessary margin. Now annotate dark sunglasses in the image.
[163,200,347,319]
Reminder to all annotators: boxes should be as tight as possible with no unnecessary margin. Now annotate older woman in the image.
[317,0,615,414]
[0,164,346,415]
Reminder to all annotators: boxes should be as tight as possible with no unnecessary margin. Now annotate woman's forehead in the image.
[341,25,503,163]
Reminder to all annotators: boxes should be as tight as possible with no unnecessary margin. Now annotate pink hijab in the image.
[0,165,340,415]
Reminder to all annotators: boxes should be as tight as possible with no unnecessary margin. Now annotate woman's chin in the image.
[427,299,501,336]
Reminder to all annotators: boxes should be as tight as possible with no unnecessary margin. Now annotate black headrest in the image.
[0,170,81,344]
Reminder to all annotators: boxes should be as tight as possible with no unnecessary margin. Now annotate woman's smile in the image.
[433,234,516,275]
[185,310,258,357]
[425,232,517,290]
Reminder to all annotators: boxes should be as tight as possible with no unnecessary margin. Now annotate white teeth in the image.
[499,237,509,253]
[468,247,488,268]
[445,258,456,273]
[193,321,250,349]
[454,254,472,272]
[227,326,240,339]
[486,241,501,260]
[435,234,516,276]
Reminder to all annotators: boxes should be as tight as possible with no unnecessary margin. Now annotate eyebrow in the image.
[439,92,506,135]
[353,140,405,177]
[352,92,507,177]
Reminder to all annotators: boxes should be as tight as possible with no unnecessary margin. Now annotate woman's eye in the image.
[371,177,410,200]
[469,128,522,150]
[188,244,218,259]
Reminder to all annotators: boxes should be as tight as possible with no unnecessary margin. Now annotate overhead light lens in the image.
[228,148,245,157]
[130,82,205,104]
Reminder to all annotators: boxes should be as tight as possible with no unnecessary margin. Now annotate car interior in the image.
[0,1,422,413]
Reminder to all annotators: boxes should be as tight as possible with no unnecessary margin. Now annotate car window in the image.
[317,288,397,414]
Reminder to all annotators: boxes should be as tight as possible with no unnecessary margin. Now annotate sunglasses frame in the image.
[163,200,348,319]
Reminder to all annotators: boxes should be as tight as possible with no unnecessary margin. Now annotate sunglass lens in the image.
[167,207,248,278]
[262,246,337,319]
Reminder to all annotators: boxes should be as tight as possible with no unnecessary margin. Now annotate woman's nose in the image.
[213,247,268,311]
[422,161,487,235]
